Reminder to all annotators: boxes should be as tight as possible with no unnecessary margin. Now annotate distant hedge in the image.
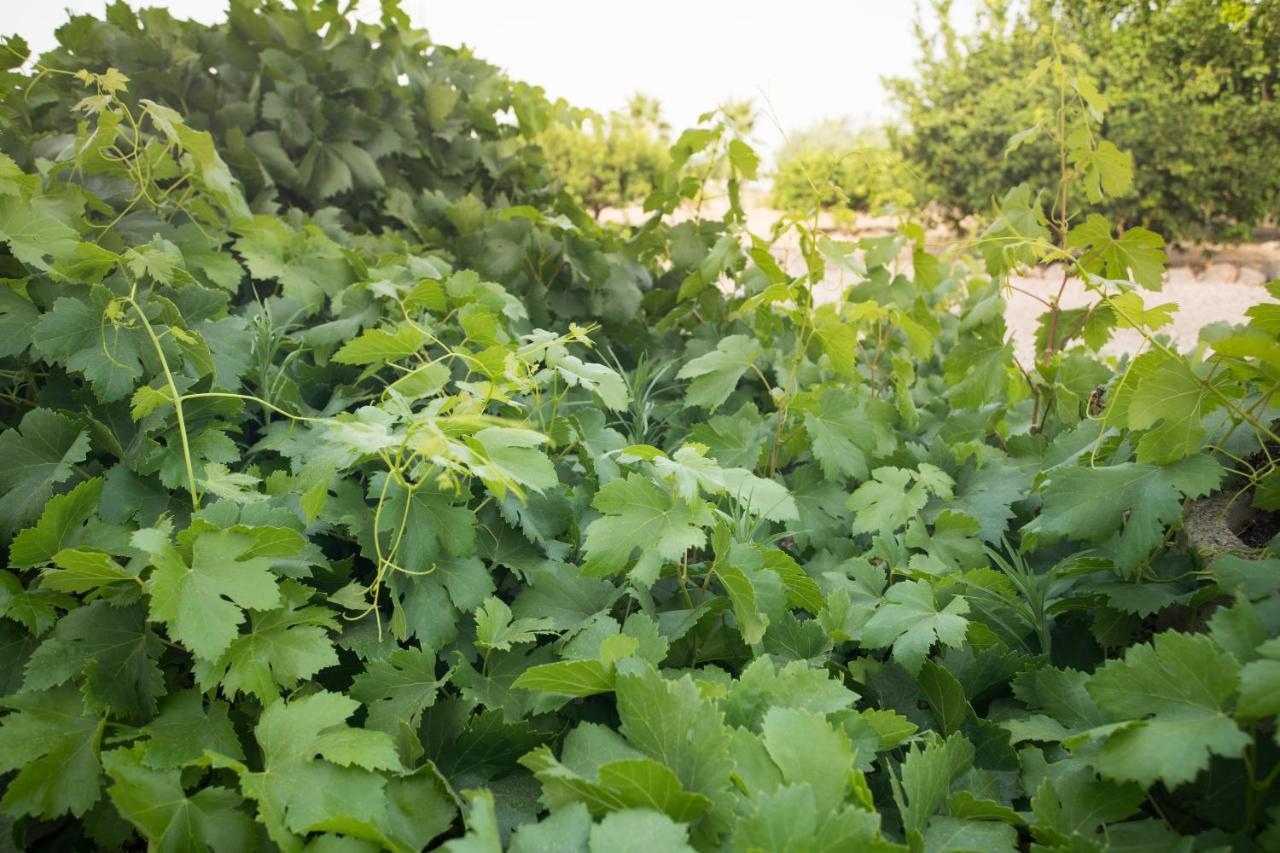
[769,120,915,219]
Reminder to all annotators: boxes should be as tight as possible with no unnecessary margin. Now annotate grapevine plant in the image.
[0,3,1278,851]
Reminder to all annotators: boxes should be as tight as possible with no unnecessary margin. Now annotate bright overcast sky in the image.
[10,1,977,153]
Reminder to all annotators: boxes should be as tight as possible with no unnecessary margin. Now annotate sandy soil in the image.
[1003,267,1275,363]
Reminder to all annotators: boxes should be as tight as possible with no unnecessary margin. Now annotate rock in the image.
[1164,266,1195,286]
[1236,266,1268,287]
[1040,262,1065,281]
[1199,262,1238,283]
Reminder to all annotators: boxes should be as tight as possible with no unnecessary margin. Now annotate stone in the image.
[1199,262,1238,283]
[1236,266,1268,287]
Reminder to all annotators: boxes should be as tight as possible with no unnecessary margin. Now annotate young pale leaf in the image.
[1068,214,1166,290]
[581,473,711,586]
[333,322,428,365]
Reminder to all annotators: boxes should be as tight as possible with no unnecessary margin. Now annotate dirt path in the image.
[1004,267,1276,362]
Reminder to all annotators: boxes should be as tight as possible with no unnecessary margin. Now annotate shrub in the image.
[537,94,671,217]
[771,119,915,218]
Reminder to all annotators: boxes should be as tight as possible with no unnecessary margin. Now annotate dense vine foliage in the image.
[889,0,1280,242]
[1,2,1278,851]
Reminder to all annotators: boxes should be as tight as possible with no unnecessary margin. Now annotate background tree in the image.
[537,93,671,217]
[770,118,916,219]
[887,0,1280,242]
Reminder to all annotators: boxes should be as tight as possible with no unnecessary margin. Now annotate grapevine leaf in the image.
[0,408,91,538]
[861,581,970,674]
[582,473,711,586]
[1082,631,1249,787]
[0,687,104,819]
[676,335,762,411]
[1068,214,1166,290]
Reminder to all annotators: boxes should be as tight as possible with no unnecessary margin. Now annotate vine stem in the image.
[126,296,200,509]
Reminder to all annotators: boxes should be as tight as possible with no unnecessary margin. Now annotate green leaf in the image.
[918,660,972,735]
[333,322,428,365]
[676,335,762,411]
[520,745,711,823]
[861,580,970,674]
[0,408,91,538]
[195,584,339,702]
[544,345,630,410]
[732,785,884,851]
[717,562,770,645]
[23,601,165,720]
[1073,139,1133,203]
[812,305,859,380]
[1123,352,1220,463]
[894,734,974,839]
[801,387,896,481]
[467,427,558,499]
[375,478,478,571]
[513,659,615,697]
[0,687,104,819]
[923,816,1018,852]
[140,526,296,660]
[350,647,443,732]
[0,195,80,272]
[847,465,952,534]
[1237,638,1280,721]
[1082,631,1249,787]
[760,707,855,814]
[9,477,102,567]
[444,788,502,853]
[33,290,148,401]
[140,690,245,770]
[1068,214,1166,290]
[214,691,402,849]
[728,139,761,179]
[103,747,252,852]
[582,473,711,586]
[615,664,734,798]
[1023,455,1222,570]
[588,808,696,853]
[42,548,139,594]
[474,596,557,652]
[387,360,451,399]
[651,444,798,521]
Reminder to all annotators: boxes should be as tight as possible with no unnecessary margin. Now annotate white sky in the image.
[10,1,976,154]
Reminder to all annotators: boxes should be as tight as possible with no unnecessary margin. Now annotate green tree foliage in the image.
[888,0,1280,241]
[538,94,671,217]
[0,1,1278,850]
[771,119,915,218]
